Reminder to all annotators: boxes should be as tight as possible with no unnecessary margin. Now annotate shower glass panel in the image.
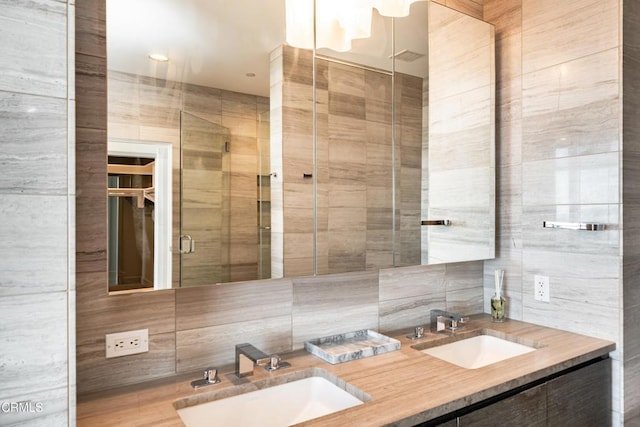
[179,111,231,287]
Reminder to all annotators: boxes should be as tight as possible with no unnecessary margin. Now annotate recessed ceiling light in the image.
[246,72,256,78]
[148,53,169,62]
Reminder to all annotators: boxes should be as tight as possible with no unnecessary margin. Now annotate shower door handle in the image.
[180,235,195,254]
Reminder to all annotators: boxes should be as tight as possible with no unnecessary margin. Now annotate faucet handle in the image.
[204,367,220,384]
[407,326,425,340]
[264,354,291,372]
[267,355,280,371]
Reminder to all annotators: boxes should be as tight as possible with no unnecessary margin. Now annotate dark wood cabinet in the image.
[459,383,547,427]
[425,357,611,427]
[547,358,611,426]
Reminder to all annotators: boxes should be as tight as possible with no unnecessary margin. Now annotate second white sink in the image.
[420,334,536,369]
[177,376,365,426]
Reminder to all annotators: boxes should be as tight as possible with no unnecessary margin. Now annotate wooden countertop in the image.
[77,315,615,426]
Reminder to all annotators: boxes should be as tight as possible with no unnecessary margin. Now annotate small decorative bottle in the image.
[491,294,505,322]
[491,269,506,322]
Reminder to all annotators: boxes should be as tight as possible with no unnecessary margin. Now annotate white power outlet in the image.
[534,275,550,302]
[105,329,149,358]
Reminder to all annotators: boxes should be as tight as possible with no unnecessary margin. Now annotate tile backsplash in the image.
[77,262,483,394]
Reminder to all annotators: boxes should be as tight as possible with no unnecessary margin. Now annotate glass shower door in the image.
[179,111,231,287]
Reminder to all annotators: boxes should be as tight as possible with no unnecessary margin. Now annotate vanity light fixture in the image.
[148,53,169,62]
[285,0,424,52]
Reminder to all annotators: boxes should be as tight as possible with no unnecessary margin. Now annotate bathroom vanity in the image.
[76,316,614,426]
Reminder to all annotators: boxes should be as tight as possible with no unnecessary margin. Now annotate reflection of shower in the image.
[258,110,272,279]
[180,111,231,287]
[179,110,272,286]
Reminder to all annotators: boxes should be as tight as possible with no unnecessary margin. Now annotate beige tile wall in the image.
[425,2,496,265]
[0,0,76,425]
[482,0,628,422]
[76,0,485,397]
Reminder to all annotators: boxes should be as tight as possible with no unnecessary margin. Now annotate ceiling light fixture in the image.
[286,0,424,52]
[148,53,169,62]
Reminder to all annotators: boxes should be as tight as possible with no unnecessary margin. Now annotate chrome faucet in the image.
[235,343,291,378]
[430,309,468,333]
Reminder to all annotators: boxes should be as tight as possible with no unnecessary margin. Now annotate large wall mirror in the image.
[106,0,495,292]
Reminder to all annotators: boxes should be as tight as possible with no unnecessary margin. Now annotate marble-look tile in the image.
[75,0,105,58]
[67,4,75,100]
[426,207,495,264]
[522,0,618,73]
[624,302,640,365]
[0,92,68,194]
[176,316,292,373]
[522,50,620,162]
[1,292,69,397]
[497,72,522,124]
[364,71,392,125]
[75,198,106,276]
[292,271,379,349]
[182,84,222,125]
[327,61,365,98]
[108,70,139,127]
[76,290,175,346]
[522,249,620,341]
[325,239,366,274]
[444,261,484,314]
[379,296,445,333]
[0,0,67,98]
[484,0,522,40]
[429,86,495,145]
[522,152,619,206]
[624,1,640,61]
[379,264,446,300]
[429,3,493,100]
[1,386,69,426]
[75,53,107,130]
[281,80,312,113]
[329,92,366,121]
[496,164,522,238]
[496,34,522,86]
[623,57,640,205]
[623,253,640,306]
[429,167,494,207]
[137,76,182,129]
[522,204,619,255]
[445,0,483,20]
[625,411,640,426]
[77,332,176,394]
[176,279,293,331]
[221,90,257,119]
[523,294,619,344]
[0,195,68,296]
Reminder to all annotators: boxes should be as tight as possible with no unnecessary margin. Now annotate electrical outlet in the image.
[105,329,149,358]
[534,275,550,302]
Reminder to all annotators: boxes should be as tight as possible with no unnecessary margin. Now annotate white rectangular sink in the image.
[420,334,536,369]
[177,376,364,427]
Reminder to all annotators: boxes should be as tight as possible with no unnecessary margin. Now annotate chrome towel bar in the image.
[543,221,606,231]
[421,220,452,226]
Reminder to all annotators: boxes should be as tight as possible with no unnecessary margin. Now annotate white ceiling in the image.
[106,0,429,97]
